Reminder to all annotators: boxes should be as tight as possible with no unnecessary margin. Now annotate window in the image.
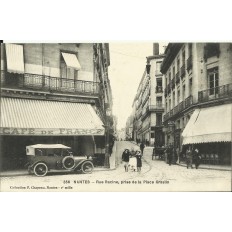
[177,89,180,103]
[173,91,175,107]
[60,59,77,80]
[156,113,162,126]
[156,62,162,74]
[156,97,162,106]
[189,78,192,95]
[208,67,219,95]
[182,49,185,65]
[156,78,162,92]
[169,98,171,111]
[173,66,175,78]
[177,58,180,72]
[182,85,185,100]
[169,71,171,83]
[188,43,192,57]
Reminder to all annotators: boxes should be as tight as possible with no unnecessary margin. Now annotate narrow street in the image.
[1,141,230,191]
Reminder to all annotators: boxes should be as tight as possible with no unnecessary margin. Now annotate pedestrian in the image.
[167,145,172,166]
[136,150,142,173]
[140,142,145,155]
[186,146,193,169]
[121,149,130,172]
[193,148,201,169]
[129,147,137,171]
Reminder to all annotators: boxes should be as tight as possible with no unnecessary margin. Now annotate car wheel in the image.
[81,161,94,174]
[62,156,75,170]
[33,163,48,177]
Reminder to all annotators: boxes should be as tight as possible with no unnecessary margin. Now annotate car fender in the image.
[74,159,93,169]
[31,161,49,170]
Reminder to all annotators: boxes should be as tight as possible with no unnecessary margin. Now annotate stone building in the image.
[161,43,232,164]
[132,43,165,146]
[0,43,113,170]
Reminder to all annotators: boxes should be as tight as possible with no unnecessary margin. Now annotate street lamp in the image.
[104,108,111,168]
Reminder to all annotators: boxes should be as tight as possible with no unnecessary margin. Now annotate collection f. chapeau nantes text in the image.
[9,179,170,190]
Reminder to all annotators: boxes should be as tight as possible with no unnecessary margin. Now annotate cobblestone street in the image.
[1,141,231,192]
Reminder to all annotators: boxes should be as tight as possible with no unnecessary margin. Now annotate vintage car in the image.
[26,144,94,177]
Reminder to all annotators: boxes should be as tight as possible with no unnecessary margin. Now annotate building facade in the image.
[0,43,114,171]
[131,43,165,146]
[161,43,232,164]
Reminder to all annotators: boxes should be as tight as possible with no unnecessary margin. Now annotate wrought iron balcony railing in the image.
[198,83,232,103]
[1,71,99,95]
[163,95,193,122]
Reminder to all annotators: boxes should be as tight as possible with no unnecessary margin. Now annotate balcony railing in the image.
[156,86,163,93]
[163,95,193,122]
[180,64,185,78]
[187,55,192,71]
[185,95,193,108]
[149,104,164,111]
[1,71,99,95]
[198,83,232,103]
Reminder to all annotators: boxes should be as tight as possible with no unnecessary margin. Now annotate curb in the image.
[176,162,231,172]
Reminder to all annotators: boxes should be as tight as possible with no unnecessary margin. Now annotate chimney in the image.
[153,43,159,55]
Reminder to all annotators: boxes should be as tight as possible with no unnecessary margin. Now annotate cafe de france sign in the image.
[0,127,105,136]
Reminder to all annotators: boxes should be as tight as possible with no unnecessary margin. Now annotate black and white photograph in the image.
[0,42,231,192]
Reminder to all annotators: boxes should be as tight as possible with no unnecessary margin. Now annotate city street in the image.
[1,141,231,192]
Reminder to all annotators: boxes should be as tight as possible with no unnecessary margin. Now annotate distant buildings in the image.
[0,43,114,170]
[128,43,165,146]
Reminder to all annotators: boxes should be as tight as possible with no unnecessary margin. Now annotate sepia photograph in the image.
[0,42,231,192]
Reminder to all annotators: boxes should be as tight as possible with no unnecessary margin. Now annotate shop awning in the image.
[0,98,105,136]
[61,52,81,70]
[5,44,25,73]
[182,103,232,145]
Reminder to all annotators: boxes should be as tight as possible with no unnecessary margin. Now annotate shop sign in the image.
[0,127,105,136]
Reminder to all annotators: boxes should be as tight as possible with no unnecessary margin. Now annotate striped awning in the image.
[182,103,232,145]
[0,98,104,136]
[61,52,81,70]
[5,44,25,73]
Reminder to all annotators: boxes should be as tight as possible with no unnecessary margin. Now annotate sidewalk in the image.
[141,145,231,172]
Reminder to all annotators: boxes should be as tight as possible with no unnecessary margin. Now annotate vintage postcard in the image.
[0,42,231,192]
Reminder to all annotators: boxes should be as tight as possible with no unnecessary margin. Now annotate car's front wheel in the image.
[33,163,48,177]
[81,161,94,174]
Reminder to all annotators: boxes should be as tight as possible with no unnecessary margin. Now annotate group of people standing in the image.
[165,145,202,169]
[121,147,143,173]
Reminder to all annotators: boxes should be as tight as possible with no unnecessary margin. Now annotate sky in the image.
[108,42,166,130]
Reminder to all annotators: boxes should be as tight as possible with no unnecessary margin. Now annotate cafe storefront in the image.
[0,97,105,171]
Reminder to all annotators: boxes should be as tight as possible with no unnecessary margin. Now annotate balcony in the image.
[163,95,193,122]
[187,55,192,71]
[148,104,164,112]
[175,71,180,84]
[180,64,185,78]
[156,86,163,93]
[1,71,99,95]
[198,83,232,103]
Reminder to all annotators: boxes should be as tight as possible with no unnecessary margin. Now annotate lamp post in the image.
[168,120,176,164]
[104,108,111,168]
